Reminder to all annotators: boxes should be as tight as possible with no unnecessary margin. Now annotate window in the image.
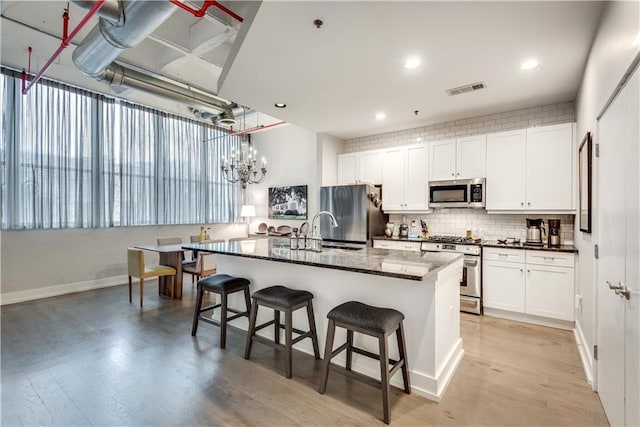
[0,68,240,229]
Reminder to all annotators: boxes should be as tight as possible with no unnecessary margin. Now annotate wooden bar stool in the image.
[319,301,410,425]
[191,274,251,349]
[244,285,320,378]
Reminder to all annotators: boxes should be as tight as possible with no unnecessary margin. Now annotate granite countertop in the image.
[183,238,462,281]
[482,240,578,253]
[373,235,578,254]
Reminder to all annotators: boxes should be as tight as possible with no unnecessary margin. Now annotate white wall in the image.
[0,223,247,305]
[248,124,320,232]
[318,133,345,186]
[574,0,640,385]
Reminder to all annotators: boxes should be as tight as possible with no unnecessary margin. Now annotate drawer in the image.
[483,248,525,263]
[526,250,574,268]
[373,240,421,252]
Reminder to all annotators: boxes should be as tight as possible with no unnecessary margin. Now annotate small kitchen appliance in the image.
[421,235,482,314]
[428,177,486,209]
[525,218,545,246]
[399,223,409,238]
[548,219,561,246]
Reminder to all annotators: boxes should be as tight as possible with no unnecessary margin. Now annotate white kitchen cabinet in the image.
[525,264,575,321]
[525,124,573,210]
[373,240,421,251]
[486,123,573,212]
[337,150,382,185]
[381,144,429,212]
[429,135,486,181]
[483,247,575,326]
[483,259,526,313]
[486,129,527,210]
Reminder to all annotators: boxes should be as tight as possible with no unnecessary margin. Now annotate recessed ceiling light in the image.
[521,59,539,70]
[375,112,386,120]
[274,102,286,108]
[404,57,421,69]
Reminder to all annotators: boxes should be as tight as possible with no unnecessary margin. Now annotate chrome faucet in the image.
[309,211,339,251]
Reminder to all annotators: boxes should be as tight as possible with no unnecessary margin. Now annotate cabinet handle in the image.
[521,202,524,207]
[527,202,531,207]
[451,173,454,176]
[527,269,531,273]
[543,257,555,261]
[498,254,508,257]
[456,172,460,176]
[520,268,523,272]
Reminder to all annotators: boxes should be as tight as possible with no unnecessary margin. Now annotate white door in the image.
[337,153,358,184]
[456,134,487,179]
[381,147,406,211]
[597,64,639,427]
[358,151,382,184]
[525,123,573,210]
[486,129,527,210]
[429,139,456,180]
[404,144,429,210]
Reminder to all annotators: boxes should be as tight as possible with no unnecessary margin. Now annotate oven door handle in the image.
[463,258,479,268]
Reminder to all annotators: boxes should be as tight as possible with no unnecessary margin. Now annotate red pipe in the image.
[169,0,243,23]
[230,121,287,136]
[22,0,105,94]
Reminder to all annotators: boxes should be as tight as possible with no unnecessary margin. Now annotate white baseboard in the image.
[484,307,574,331]
[574,321,594,387]
[0,276,128,306]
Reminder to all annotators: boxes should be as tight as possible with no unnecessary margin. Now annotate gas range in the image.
[421,235,482,255]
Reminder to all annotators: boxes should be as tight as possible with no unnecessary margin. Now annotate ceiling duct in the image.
[71,0,122,24]
[71,0,235,121]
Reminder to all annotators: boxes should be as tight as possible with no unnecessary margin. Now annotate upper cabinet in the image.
[486,123,573,212]
[429,135,486,181]
[337,150,382,185]
[382,144,429,212]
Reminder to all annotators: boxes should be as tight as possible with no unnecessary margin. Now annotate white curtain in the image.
[0,68,241,229]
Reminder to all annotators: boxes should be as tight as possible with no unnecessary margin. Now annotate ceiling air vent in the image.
[446,82,486,96]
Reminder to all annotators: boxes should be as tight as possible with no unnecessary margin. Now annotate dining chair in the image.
[127,248,177,307]
[185,238,224,283]
[157,237,194,267]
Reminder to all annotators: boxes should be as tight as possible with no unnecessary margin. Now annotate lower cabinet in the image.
[483,248,575,327]
[372,240,421,252]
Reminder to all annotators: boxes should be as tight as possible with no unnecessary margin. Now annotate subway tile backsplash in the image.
[389,210,575,244]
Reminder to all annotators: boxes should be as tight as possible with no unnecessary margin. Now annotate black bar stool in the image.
[244,285,320,378]
[319,301,410,425]
[191,274,251,349]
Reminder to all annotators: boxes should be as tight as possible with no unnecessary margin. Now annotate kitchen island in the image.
[183,238,464,401]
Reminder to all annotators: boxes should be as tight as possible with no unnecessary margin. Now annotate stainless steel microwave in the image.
[428,178,486,208]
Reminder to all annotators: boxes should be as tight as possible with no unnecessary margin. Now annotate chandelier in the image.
[221,134,267,189]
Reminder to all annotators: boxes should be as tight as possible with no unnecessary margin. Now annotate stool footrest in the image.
[352,346,399,366]
[388,359,405,378]
[198,302,220,313]
[291,331,313,345]
[329,363,382,389]
[254,320,275,332]
[331,342,349,359]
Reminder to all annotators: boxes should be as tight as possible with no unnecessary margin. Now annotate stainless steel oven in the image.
[421,236,482,314]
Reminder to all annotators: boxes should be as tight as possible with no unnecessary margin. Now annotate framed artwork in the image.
[268,185,308,220]
[578,132,592,233]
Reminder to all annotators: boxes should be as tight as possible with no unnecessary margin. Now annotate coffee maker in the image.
[548,219,561,246]
[525,218,545,246]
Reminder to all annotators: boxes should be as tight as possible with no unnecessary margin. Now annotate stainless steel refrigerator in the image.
[319,184,388,244]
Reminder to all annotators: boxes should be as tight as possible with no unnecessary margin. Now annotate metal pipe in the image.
[169,0,243,22]
[97,62,232,114]
[23,0,106,94]
[72,0,176,77]
[70,0,122,22]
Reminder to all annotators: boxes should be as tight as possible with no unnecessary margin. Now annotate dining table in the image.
[134,244,188,299]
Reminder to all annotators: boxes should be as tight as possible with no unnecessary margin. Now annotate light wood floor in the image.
[1,282,608,426]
